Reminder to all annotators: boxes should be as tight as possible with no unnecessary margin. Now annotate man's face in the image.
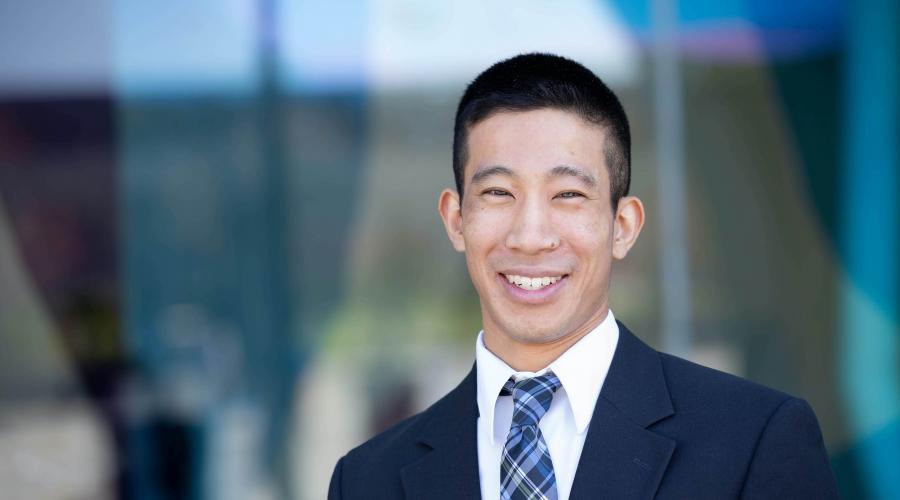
[442,108,621,347]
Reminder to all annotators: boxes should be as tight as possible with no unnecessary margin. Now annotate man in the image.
[328,53,839,499]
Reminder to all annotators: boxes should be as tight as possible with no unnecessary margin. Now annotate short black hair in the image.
[452,53,631,207]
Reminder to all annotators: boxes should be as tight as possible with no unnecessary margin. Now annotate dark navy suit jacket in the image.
[328,322,839,499]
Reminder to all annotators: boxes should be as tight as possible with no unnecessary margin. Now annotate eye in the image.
[556,191,585,199]
[483,189,512,197]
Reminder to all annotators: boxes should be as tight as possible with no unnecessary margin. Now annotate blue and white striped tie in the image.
[500,372,562,500]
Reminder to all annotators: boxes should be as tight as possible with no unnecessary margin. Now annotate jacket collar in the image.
[569,320,676,499]
[599,321,674,427]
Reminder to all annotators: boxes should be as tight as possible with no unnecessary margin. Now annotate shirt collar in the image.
[475,310,620,444]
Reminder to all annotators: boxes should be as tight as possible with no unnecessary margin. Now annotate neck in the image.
[483,306,609,372]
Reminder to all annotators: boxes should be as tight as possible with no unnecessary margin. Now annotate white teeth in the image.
[503,274,562,291]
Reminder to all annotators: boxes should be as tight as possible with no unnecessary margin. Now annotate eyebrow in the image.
[548,165,597,188]
[469,163,598,188]
[470,165,516,185]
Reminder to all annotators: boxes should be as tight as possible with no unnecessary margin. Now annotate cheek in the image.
[556,211,613,250]
[462,208,508,253]
[559,220,614,280]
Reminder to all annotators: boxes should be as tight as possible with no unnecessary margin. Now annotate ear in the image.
[612,195,645,259]
[438,188,466,252]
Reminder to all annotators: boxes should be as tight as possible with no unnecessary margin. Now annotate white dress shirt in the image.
[475,310,619,500]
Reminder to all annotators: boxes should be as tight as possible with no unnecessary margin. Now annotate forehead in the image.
[464,108,608,184]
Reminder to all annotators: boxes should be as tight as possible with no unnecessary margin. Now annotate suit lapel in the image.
[570,321,676,500]
[398,323,675,499]
[400,365,482,500]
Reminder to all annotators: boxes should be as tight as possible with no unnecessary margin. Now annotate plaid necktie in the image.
[500,372,562,500]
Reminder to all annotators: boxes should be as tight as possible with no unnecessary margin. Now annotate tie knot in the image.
[502,372,561,428]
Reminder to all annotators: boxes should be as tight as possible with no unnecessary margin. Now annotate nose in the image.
[504,197,560,253]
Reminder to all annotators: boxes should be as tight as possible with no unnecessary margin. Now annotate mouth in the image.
[502,273,564,291]
[497,272,569,303]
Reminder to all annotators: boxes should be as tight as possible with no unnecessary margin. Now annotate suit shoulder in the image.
[332,405,431,498]
[341,377,466,467]
[328,409,426,499]
[342,407,428,466]
[657,351,793,416]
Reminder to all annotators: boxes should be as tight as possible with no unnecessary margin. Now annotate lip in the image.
[500,267,569,277]
[497,272,568,304]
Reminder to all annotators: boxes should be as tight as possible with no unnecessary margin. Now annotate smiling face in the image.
[439,108,644,365]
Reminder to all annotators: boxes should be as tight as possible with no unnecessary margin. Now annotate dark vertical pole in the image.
[652,0,692,356]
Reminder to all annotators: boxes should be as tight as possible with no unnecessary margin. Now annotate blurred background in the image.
[0,0,897,498]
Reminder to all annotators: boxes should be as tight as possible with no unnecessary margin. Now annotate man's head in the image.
[438,53,644,369]
[452,53,631,208]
